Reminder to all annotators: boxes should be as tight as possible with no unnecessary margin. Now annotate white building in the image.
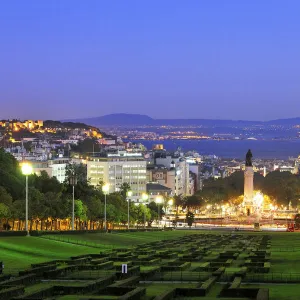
[87,152,147,201]
[150,154,191,196]
[48,157,69,183]
[32,157,70,183]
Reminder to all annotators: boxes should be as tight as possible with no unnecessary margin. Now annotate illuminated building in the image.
[87,151,147,202]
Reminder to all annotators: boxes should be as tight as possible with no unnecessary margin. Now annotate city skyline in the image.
[1,1,300,121]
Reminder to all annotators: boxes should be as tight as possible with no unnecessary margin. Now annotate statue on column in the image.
[245,149,253,167]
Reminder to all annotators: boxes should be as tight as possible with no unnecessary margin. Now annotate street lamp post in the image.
[155,196,163,228]
[142,193,149,229]
[21,163,33,236]
[127,190,133,230]
[168,198,174,227]
[69,174,77,231]
[102,184,109,231]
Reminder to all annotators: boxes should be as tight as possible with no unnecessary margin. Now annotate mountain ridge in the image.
[64,113,300,127]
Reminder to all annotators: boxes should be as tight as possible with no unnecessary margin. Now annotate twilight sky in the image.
[1,0,300,121]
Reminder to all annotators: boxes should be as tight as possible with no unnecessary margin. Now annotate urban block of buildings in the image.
[2,120,300,204]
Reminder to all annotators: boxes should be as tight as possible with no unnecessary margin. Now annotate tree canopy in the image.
[196,170,300,208]
[0,149,160,230]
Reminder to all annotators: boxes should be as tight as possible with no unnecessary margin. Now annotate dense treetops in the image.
[44,120,99,131]
[194,170,300,208]
[0,148,156,227]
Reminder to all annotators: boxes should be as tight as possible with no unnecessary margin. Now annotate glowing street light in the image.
[168,198,174,215]
[21,163,33,236]
[69,173,77,231]
[127,190,133,230]
[142,193,149,202]
[156,195,163,228]
[168,198,174,206]
[102,183,109,231]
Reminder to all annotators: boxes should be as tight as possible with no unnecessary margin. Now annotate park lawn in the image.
[270,251,300,273]
[47,230,197,248]
[0,237,99,272]
[242,284,300,300]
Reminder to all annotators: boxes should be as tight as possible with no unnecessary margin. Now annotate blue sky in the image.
[1,0,300,120]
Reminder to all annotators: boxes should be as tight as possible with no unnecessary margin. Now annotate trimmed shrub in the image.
[19,264,56,277]
[0,285,24,300]
[0,274,36,287]
[0,231,27,237]
[153,288,176,300]
[229,277,242,289]
[78,261,114,270]
[199,276,217,294]
[108,276,140,288]
[256,288,269,300]
[90,257,109,264]
[119,287,146,300]
[212,267,225,277]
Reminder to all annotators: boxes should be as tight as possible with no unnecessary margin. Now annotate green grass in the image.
[3,230,300,299]
[0,237,99,272]
[242,284,300,300]
[0,231,196,273]
[46,230,197,248]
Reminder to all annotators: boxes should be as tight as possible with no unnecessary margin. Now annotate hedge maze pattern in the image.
[0,233,273,299]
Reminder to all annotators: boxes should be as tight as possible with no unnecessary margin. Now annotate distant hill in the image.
[44,120,109,137]
[65,114,300,127]
[65,114,154,126]
[266,117,300,126]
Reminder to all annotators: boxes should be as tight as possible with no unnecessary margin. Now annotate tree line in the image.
[176,170,300,212]
[0,148,160,230]
[1,147,300,230]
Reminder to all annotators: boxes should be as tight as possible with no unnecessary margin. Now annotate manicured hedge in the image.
[19,264,56,277]
[133,258,161,266]
[0,231,27,237]
[17,286,54,299]
[0,275,11,283]
[256,288,269,300]
[77,261,114,270]
[212,267,225,277]
[198,276,217,294]
[0,285,24,300]
[0,274,36,287]
[116,266,140,279]
[221,286,263,298]
[43,265,77,279]
[153,288,176,300]
[118,287,146,300]
[108,276,140,288]
[90,257,109,264]
[229,277,242,289]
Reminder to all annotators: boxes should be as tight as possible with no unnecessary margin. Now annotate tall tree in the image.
[185,195,202,211]
[119,183,131,200]
[186,211,195,228]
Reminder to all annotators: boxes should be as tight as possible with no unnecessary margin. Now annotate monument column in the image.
[244,149,254,216]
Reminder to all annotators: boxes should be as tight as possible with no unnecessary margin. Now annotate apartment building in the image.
[87,152,147,201]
